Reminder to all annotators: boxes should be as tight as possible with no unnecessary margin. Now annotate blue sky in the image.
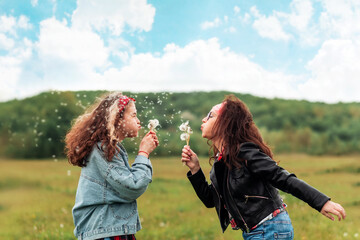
[1,0,360,103]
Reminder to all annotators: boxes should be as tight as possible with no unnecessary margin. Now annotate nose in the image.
[202,117,207,123]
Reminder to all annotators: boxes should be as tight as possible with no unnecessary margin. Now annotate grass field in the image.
[0,154,359,240]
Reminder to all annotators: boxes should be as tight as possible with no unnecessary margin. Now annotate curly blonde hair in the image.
[65,92,132,167]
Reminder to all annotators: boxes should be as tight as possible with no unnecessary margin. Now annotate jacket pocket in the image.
[244,195,269,204]
[240,195,271,218]
[110,201,137,220]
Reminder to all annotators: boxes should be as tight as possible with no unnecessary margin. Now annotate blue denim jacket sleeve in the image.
[92,147,153,202]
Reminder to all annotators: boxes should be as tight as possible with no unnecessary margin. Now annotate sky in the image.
[1,0,360,103]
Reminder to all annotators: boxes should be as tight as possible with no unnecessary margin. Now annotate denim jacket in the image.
[72,143,153,240]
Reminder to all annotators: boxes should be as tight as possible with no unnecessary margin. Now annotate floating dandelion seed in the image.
[148,119,160,132]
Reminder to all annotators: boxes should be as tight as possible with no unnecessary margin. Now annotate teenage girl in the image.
[181,95,346,239]
[66,92,159,240]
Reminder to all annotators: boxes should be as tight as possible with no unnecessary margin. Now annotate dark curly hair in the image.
[210,94,274,168]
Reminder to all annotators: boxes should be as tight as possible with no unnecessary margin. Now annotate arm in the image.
[187,168,215,208]
[93,149,152,202]
[240,142,345,221]
[91,131,158,202]
[240,142,330,211]
[182,145,215,208]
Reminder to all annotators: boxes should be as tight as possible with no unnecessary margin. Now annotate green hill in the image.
[0,90,359,159]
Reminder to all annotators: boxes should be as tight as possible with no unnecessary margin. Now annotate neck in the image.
[117,132,126,142]
[213,140,224,153]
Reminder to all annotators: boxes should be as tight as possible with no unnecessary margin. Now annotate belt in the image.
[251,203,287,230]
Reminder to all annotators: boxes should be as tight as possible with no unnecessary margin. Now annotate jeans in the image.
[242,211,294,240]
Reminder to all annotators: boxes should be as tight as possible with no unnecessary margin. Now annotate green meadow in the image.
[0,155,359,240]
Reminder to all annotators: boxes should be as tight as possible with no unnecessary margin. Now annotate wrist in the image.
[190,165,200,175]
[138,150,149,158]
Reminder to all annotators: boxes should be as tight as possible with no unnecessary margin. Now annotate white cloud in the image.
[0,15,32,35]
[319,0,360,38]
[287,0,314,32]
[0,33,14,50]
[277,0,319,46]
[239,13,251,24]
[234,6,240,14]
[250,6,261,18]
[17,15,32,30]
[201,17,222,30]
[249,1,319,44]
[296,0,360,102]
[225,27,236,33]
[299,39,360,102]
[0,38,33,101]
[248,0,360,46]
[71,0,155,36]
[37,18,108,68]
[31,0,38,7]
[251,7,292,41]
[0,1,157,101]
[0,15,16,33]
[30,18,109,92]
[0,55,22,101]
[101,38,300,99]
[108,38,135,63]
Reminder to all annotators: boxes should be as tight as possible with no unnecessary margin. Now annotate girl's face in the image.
[118,102,141,138]
[201,107,218,139]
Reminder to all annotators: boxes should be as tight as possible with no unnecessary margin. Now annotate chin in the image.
[125,131,138,138]
[130,133,139,138]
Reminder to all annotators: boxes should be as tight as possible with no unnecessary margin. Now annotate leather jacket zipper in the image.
[211,182,223,225]
[227,174,250,233]
[244,195,269,204]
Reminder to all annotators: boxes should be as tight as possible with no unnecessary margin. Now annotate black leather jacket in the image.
[187,142,330,233]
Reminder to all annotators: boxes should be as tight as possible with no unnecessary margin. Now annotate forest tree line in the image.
[0,90,359,159]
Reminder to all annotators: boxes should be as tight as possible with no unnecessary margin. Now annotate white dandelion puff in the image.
[148,119,160,132]
[180,133,189,141]
[179,121,192,145]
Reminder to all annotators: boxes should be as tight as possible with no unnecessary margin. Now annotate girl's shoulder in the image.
[87,142,126,166]
[87,142,105,161]
[239,142,260,151]
[237,142,263,160]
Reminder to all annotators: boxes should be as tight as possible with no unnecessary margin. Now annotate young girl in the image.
[66,92,159,240]
[181,95,346,240]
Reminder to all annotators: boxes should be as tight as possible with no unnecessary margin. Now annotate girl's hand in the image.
[181,145,200,174]
[139,131,159,157]
[320,200,346,221]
